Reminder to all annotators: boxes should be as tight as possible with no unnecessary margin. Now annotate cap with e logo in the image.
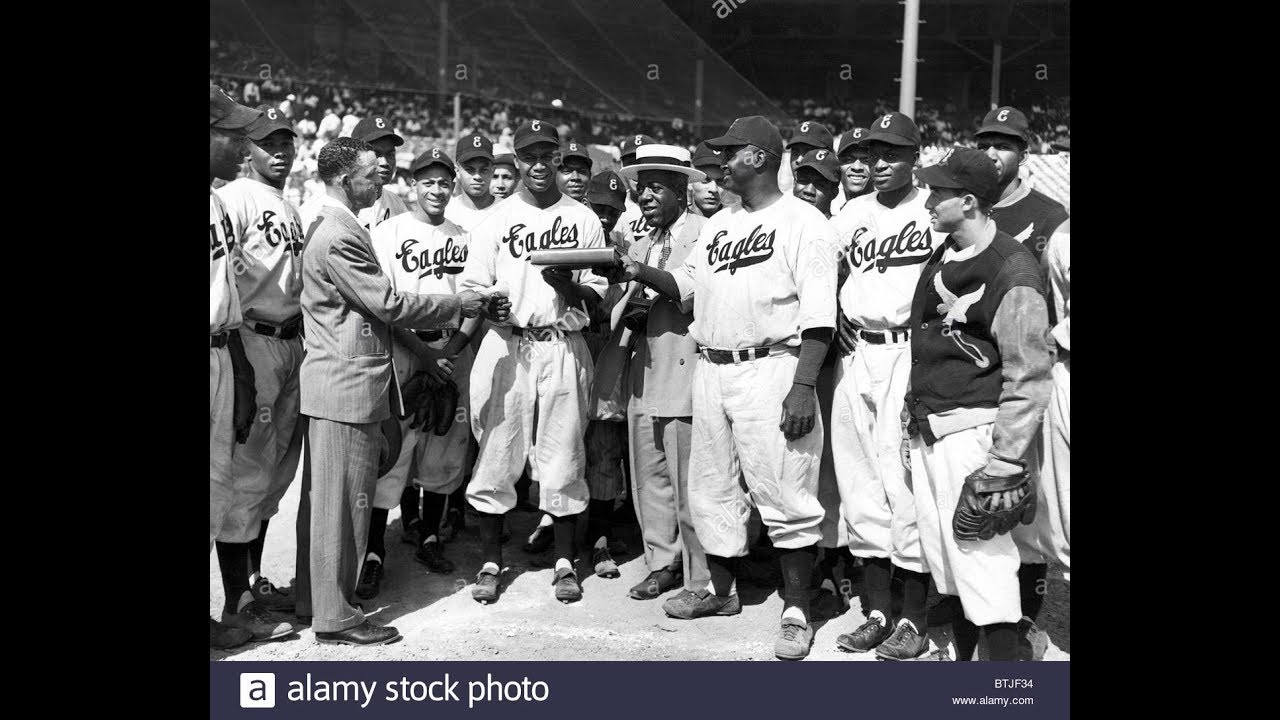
[793,147,840,182]
[586,170,627,211]
[786,120,835,152]
[514,119,559,150]
[410,147,456,178]
[835,127,871,159]
[976,106,1030,144]
[352,116,404,146]
[245,103,297,141]
[863,112,922,148]
[456,132,494,165]
[560,140,592,167]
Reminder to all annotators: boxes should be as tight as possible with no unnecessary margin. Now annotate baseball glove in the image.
[400,371,434,421]
[952,468,1036,542]
[430,378,459,436]
[376,415,403,478]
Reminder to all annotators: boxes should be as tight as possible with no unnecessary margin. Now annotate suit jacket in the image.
[627,211,706,417]
[300,204,463,424]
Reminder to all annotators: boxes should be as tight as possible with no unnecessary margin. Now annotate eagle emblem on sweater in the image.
[933,273,991,369]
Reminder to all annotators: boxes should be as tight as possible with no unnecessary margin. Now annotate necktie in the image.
[656,229,673,270]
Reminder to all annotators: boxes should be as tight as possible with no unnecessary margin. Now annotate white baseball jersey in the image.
[460,193,608,331]
[832,187,938,331]
[215,179,305,324]
[673,194,837,350]
[209,191,242,333]
[444,193,499,232]
[618,198,653,246]
[357,188,409,232]
[371,213,470,297]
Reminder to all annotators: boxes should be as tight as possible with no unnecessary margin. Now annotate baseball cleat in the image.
[250,577,296,613]
[592,547,620,578]
[553,567,583,603]
[835,615,892,653]
[774,620,815,661]
[415,539,456,573]
[661,588,742,619]
[472,570,502,604]
[221,602,297,642]
[875,619,929,661]
[629,568,683,600]
[209,617,252,650]
[355,559,384,600]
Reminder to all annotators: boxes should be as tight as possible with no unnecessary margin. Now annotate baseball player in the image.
[214,105,308,634]
[832,127,873,215]
[586,170,629,248]
[209,84,263,650]
[689,142,726,218]
[445,132,498,230]
[790,146,851,617]
[602,116,837,661]
[975,107,1069,264]
[459,119,609,604]
[360,147,482,598]
[975,105,1070,659]
[490,147,520,199]
[828,112,933,659]
[615,135,656,245]
[906,146,1053,662]
[608,144,709,601]
[786,120,835,175]
[556,140,593,204]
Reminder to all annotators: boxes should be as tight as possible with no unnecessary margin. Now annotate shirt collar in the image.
[994,175,1034,209]
[320,192,359,223]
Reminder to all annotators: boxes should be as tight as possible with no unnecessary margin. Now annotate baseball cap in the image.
[456,133,494,165]
[410,147,456,178]
[786,120,835,152]
[705,115,784,158]
[863,112,922,147]
[792,148,840,183]
[691,141,724,169]
[586,170,627,211]
[210,84,261,130]
[618,134,655,161]
[835,127,870,158]
[352,116,404,146]
[912,147,1001,205]
[245,105,296,141]
[513,119,559,151]
[560,140,592,166]
[492,146,518,169]
[977,106,1030,144]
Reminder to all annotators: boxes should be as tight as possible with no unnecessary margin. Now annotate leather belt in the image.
[510,326,564,341]
[413,329,454,342]
[249,317,303,340]
[698,346,774,365]
[854,326,910,344]
[210,331,230,349]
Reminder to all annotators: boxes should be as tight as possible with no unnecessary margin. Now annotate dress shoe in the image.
[209,617,252,649]
[629,568,682,600]
[315,620,401,646]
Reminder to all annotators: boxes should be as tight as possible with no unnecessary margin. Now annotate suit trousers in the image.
[294,416,380,633]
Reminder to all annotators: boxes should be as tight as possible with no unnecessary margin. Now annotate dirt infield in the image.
[211,475,1070,662]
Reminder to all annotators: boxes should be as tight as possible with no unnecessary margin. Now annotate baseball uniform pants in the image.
[467,326,592,517]
[831,340,925,572]
[210,346,236,552]
[374,342,474,509]
[219,329,305,543]
[298,416,380,634]
[585,419,628,502]
[815,358,849,549]
[1013,357,1070,573]
[911,423,1022,626]
[688,352,825,559]
[627,398,708,590]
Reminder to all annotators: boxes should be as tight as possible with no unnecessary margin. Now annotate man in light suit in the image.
[294,137,510,646]
[609,145,710,602]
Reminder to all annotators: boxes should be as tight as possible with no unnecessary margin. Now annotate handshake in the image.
[457,284,512,321]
